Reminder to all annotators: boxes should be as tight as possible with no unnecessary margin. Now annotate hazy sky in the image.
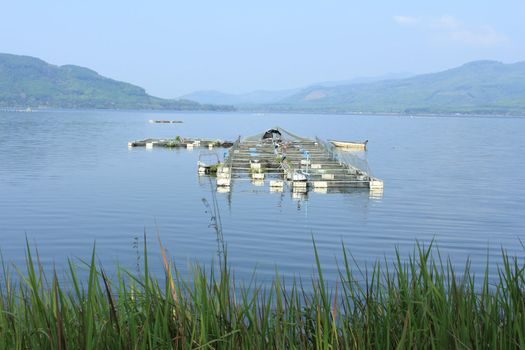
[1,1,524,97]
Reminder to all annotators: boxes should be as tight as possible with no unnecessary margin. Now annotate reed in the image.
[0,239,524,349]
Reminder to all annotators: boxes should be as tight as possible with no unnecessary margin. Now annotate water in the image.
[1,110,524,284]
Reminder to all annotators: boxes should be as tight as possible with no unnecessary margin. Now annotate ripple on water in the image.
[0,111,524,284]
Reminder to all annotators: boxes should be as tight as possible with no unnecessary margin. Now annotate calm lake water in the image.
[1,110,524,283]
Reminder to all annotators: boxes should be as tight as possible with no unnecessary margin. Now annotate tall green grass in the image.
[1,238,524,349]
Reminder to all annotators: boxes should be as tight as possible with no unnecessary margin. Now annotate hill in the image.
[180,88,301,105]
[263,60,525,115]
[180,73,412,105]
[0,53,233,110]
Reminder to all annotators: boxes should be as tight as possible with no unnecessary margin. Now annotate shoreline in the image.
[1,106,524,118]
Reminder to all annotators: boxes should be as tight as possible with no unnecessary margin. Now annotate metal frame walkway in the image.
[214,127,383,195]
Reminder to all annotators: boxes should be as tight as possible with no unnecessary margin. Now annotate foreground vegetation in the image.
[1,238,524,349]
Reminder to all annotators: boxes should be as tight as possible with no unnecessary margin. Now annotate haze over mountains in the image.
[269,60,525,115]
[181,72,413,105]
[0,53,233,110]
[1,52,524,115]
[185,61,525,115]
[180,88,302,106]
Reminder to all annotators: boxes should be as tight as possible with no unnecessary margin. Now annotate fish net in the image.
[242,127,312,142]
[234,127,372,176]
[315,137,372,176]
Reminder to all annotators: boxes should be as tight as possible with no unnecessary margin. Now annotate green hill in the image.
[268,60,525,115]
[0,53,233,110]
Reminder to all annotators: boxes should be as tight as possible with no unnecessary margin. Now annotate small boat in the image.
[148,120,183,124]
[328,139,368,150]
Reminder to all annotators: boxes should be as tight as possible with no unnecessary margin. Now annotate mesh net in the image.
[237,127,372,176]
[316,137,372,176]
[242,127,312,142]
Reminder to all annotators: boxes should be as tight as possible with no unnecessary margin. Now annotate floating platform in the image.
[128,138,234,149]
[148,120,183,124]
[212,127,383,196]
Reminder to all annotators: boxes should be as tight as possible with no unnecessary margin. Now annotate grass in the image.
[0,238,524,349]
[249,165,266,174]
[165,136,183,148]
[207,163,222,174]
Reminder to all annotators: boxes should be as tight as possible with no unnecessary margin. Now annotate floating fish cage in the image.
[128,138,234,149]
[210,127,383,196]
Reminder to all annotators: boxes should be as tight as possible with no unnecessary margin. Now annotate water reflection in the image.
[1,110,524,285]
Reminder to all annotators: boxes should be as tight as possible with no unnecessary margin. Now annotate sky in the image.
[1,1,524,97]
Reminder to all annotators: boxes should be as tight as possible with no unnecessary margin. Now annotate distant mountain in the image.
[267,60,525,115]
[180,88,301,105]
[312,72,414,88]
[180,72,412,105]
[0,53,233,110]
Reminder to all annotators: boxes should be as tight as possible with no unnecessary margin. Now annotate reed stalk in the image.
[0,239,524,349]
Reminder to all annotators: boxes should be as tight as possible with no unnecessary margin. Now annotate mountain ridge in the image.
[2,53,524,115]
[264,60,525,115]
[180,72,413,105]
[180,88,301,106]
[0,53,233,111]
